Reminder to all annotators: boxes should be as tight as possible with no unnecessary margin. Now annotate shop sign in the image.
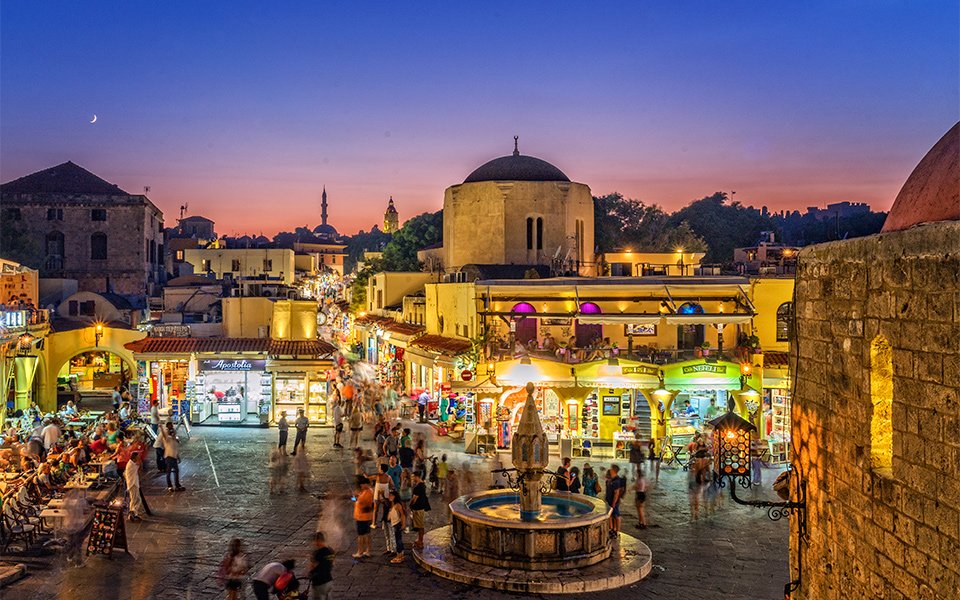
[151,324,191,338]
[622,365,659,376]
[461,370,474,381]
[682,363,727,375]
[200,359,266,372]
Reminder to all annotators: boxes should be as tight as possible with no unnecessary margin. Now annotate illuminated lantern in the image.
[708,411,756,479]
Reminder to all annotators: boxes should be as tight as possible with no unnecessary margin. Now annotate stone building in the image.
[791,122,959,599]
[441,138,594,275]
[0,161,165,301]
[383,196,400,233]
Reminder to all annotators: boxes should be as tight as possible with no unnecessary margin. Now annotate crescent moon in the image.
[90,114,97,124]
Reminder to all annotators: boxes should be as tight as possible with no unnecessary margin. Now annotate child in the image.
[388,490,406,563]
[436,454,449,494]
[309,532,334,599]
[381,492,396,555]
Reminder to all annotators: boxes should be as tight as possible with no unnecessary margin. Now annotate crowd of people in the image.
[0,396,186,561]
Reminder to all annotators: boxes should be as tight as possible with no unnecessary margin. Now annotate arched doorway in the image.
[511,302,538,346]
[57,350,134,393]
[676,302,705,355]
[575,302,603,346]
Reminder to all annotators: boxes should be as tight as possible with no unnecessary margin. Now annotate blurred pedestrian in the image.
[582,464,600,497]
[332,400,344,449]
[293,447,310,492]
[251,560,295,600]
[124,450,146,521]
[410,471,431,550]
[348,405,363,447]
[388,490,406,563]
[309,532,334,600]
[634,467,648,528]
[218,538,248,600]
[159,422,184,492]
[605,464,625,537]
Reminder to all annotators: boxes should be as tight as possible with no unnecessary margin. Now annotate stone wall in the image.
[792,221,960,599]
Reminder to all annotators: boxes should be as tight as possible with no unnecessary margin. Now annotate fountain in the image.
[414,382,653,593]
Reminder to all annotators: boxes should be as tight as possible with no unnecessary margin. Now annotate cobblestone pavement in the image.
[6,424,788,600]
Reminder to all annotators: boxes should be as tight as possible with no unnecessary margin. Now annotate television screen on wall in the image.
[602,396,621,416]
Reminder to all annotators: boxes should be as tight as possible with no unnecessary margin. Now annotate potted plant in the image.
[747,335,762,354]
[700,340,711,357]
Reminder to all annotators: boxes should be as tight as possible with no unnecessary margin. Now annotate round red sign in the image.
[461,370,474,381]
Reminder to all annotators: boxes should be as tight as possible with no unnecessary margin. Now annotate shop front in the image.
[405,334,472,414]
[269,360,332,425]
[759,351,791,462]
[195,357,271,425]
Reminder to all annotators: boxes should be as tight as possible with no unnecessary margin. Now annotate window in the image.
[80,300,96,316]
[870,335,893,474]
[526,218,534,250]
[263,259,273,272]
[45,231,65,270]
[3,208,21,221]
[231,259,241,271]
[47,208,63,220]
[377,290,383,309]
[91,209,107,221]
[201,259,211,272]
[776,302,793,342]
[176,250,184,261]
[149,240,156,264]
[536,217,543,251]
[90,232,107,260]
[68,301,79,316]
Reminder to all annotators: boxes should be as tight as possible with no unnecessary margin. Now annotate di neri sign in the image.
[682,363,727,375]
[200,359,266,372]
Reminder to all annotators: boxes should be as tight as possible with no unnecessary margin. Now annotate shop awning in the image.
[575,314,661,325]
[409,335,472,356]
[661,359,743,390]
[575,359,661,387]
[124,337,336,358]
[451,378,501,393]
[663,314,753,326]
[495,357,577,387]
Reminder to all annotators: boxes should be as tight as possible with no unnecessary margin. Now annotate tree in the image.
[668,192,773,263]
[0,219,42,269]
[380,210,442,271]
[593,193,708,253]
[344,227,392,273]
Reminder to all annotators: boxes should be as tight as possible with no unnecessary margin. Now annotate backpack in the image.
[274,571,294,592]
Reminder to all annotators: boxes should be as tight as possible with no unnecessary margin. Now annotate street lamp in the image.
[94,323,104,347]
[709,410,807,597]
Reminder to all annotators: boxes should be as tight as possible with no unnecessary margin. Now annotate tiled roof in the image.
[764,351,790,369]
[410,334,472,355]
[124,337,336,358]
[1,161,129,195]
[354,315,393,326]
[384,322,425,336]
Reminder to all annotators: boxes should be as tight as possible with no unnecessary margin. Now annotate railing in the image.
[489,343,744,366]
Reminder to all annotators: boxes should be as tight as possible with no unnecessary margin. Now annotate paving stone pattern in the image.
[6,424,787,599]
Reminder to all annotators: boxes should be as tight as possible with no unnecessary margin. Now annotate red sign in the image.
[461,370,474,381]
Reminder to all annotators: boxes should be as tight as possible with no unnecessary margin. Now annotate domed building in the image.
[441,138,594,275]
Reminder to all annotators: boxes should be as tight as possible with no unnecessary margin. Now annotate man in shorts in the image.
[410,471,431,549]
[352,476,374,558]
[605,464,624,537]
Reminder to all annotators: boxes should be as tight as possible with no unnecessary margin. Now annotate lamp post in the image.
[709,410,806,597]
[94,323,104,348]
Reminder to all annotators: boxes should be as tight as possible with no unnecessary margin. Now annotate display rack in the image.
[769,388,791,462]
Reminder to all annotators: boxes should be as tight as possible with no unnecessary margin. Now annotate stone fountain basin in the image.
[449,490,612,570]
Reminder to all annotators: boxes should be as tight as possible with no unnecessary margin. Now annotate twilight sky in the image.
[2,1,957,236]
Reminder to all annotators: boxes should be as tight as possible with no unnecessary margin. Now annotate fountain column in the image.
[511,382,549,521]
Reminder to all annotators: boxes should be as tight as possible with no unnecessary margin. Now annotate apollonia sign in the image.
[682,364,727,375]
[200,359,266,372]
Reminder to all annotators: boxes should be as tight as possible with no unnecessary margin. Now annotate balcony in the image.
[488,341,750,367]
[0,308,51,339]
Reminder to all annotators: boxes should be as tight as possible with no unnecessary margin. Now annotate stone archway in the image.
[38,326,144,411]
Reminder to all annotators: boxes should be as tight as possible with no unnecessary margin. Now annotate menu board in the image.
[86,506,128,558]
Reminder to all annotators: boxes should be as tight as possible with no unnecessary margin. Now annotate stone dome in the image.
[313,223,339,236]
[882,122,959,233]
[464,139,570,184]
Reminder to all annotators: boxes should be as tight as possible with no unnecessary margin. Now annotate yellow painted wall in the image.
[367,272,433,313]
[425,282,477,339]
[271,300,318,340]
[222,297,275,338]
[748,277,795,352]
[183,248,296,285]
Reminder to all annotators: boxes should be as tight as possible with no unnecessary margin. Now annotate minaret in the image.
[321,186,328,226]
[383,196,399,233]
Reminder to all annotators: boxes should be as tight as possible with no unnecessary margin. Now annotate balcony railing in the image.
[488,343,747,366]
[0,308,50,335]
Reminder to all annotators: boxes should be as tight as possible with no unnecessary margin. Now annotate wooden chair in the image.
[1,501,36,552]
